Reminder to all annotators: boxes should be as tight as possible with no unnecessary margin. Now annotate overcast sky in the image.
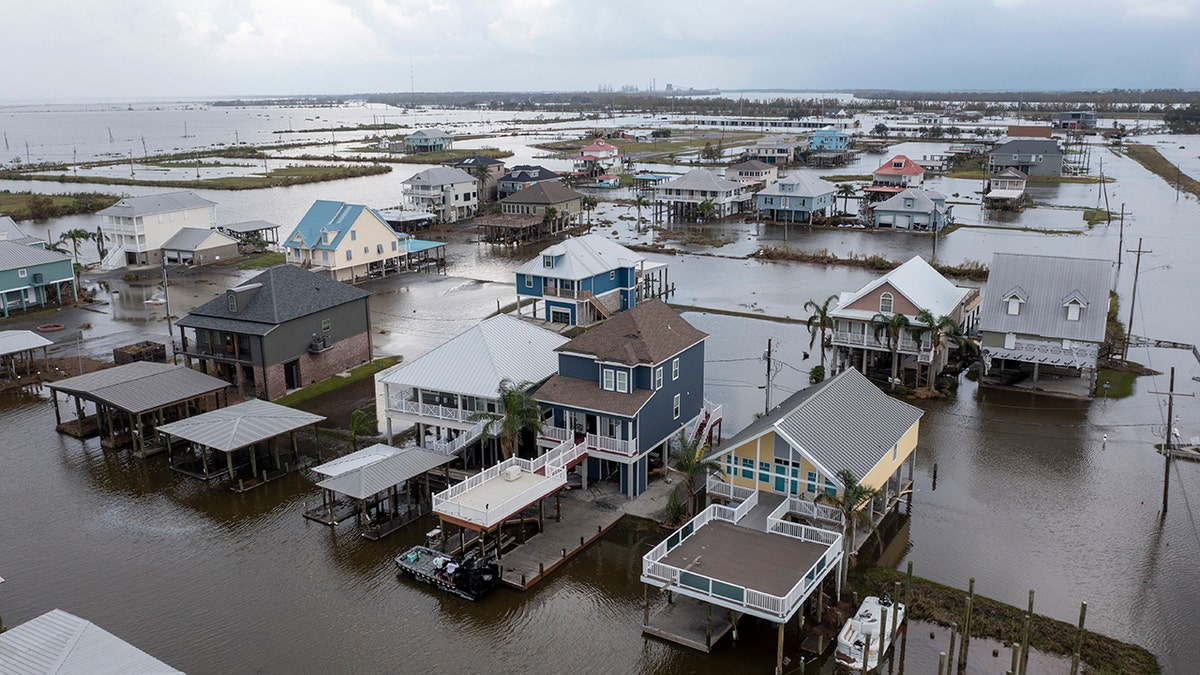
[4,0,1198,101]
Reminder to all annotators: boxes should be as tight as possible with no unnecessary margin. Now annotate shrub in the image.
[809,365,825,383]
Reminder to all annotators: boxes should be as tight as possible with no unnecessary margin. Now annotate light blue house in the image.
[0,241,75,318]
[808,128,850,152]
[404,128,452,153]
[514,234,669,327]
[872,188,953,231]
[756,173,837,223]
[533,300,719,497]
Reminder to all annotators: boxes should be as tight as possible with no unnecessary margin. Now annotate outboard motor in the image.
[880,590,893,606]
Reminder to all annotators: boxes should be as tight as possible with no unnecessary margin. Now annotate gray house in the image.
[988,139,1063,177]
[178,265,372,400]
[872,188,952,231]
[978,253,1112,396]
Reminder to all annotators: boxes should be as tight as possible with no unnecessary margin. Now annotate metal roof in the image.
[160,227,239,252]
[218,220,280,233]
[0,330,53,356]
[284,200,397,252]
[874,188,948,214]
[155,398,324,452]
[831,255,971,322]
[978,253,1112,342]
[715,369,923,481]
[658,168,744,192]
[757,173,836,199]
[47,362,228,414]
[317,445,454,499]
[380,314,568,398]
[401,166,475,187]
[311,445,402,477]
[0,240,72,272]
[96,190,215,218]
[0,215,27,240]
[0,608,183,675]
[513,233,645,281]
[990,139,1062,156]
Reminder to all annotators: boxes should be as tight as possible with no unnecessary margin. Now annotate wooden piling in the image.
[947,622,958,673]
[1010,641,1020,674]
[937,652,947,675]
[1070,601,1087,675]
[1020,590,1034,673]
[960,577,975,670]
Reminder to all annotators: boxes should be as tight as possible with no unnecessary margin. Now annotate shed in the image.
[160,227,240,266]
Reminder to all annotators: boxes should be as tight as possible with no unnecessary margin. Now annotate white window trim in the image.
[602,369,614,391]
[654,366,663,390]
[673,394,681,419]
[672,358,680,380]
[525,275,533,288]
[616,371,628,393]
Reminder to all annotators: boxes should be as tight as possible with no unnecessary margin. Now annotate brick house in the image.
[177,265,372,400]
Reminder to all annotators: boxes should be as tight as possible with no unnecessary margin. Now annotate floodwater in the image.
[2,106,1200,673]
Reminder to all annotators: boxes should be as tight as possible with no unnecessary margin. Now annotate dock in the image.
[643,596,734,652]
[497,487,624,590]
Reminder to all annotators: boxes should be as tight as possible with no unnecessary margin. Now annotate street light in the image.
[1103,381,1110,401]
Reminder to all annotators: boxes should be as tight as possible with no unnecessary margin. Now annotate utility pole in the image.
[1150,368,1192,518]
[1117,203,1125,270]
[162,256,172,336]
[764,338,773,414]
[1123,238,1151,361]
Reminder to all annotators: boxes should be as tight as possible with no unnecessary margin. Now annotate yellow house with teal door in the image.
[709,368,922,513]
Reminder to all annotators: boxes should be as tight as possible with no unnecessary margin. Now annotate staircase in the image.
[582,292,611,320]
[100,244,127,271]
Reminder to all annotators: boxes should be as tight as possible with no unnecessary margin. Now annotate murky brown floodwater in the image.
[2,111,1199,672]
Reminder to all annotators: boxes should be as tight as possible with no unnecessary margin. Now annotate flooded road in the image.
[2,111,1200,671]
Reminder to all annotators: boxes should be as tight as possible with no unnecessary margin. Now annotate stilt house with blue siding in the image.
[514,234,669,327]
[533,300,719,497]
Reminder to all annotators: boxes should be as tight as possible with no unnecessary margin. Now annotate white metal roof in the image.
[0,609,182,675]
[984,188,1025,200]
[155,398,325,452]
[379,314,568,399]
[658,168,744,192]
[160,227,239,252]
[757,173,837,199]
[401,166,474,187]
[311,444,402,477]
[831,256,971,321]
[96,191,215,218]
[0,240,72,272]
[978,253,1112,342]
[0,330,53,357]
[513,233,646,281]
[317,446,454,499]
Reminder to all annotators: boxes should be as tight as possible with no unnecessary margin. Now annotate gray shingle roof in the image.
[978,253,1112,342]
[533,373,655,417]
[0,240,71,272]
[161,227,238,252]
[47,362,228,414]
[502,166,560,183]
[178,265,369,332]
[401,166,475,187]
[501,181,584,206]
[155,398,325,452]
[446,155,505,167]
[714,369,923,481]
[660,169,744,192]
[96,191,215,218]
[991,139,1062,156]
[0,609,182,675]
[555,299,706,366]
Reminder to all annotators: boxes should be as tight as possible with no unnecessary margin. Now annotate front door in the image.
[284,359,300,389]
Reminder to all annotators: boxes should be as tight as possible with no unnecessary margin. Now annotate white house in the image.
[97,191,217,269]
[402,166,478,223]
[655,169,753,221]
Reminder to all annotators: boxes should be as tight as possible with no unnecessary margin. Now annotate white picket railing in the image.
[388,397,476,423]
[426,419,488,456]
[706,476,756,502]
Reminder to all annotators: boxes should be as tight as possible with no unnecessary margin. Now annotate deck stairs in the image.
[582,292,611,320]
[100,243,127,271]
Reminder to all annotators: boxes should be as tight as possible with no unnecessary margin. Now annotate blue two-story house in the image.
[756,173,838,223]
[514,234,669,327]
[533,300,715,497]
[808,128,850,152]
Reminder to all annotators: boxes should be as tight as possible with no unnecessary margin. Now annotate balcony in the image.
[387,397,476,424]
[544,425,638,458]
[832,331,929,355]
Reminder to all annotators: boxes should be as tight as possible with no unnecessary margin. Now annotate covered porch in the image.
[0,330,51,380]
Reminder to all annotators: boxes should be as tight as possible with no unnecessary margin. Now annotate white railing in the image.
[100,244,127,271]
[731,490,759,521]
[779,496,843,524]
[832,330,928,353]
[426,419,487,456]
[587,433,638,457]
[541,425,572,443]
[388,397,475,423]
[706,476,756,502]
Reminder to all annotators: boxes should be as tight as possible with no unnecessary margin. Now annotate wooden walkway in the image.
[497,490,623,590]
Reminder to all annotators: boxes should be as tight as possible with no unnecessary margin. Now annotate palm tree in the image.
[348,409,376,451]
[804,294,839,378]
[581,195,598,227]
[872,311,911,390]
[668,431,723,517]
[632,195,649,232]
[475,378,543,461]
[59,228,94,265]
[911,310,973,392]
[816,469,883,585]
[836,183,856,215]
[470,163,492,203]
[695,198,718,222]
[93,225,107,260]
[542,206,560,231]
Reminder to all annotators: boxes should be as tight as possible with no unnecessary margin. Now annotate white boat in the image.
[834,593,905,671]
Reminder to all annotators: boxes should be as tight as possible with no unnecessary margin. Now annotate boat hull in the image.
[834,595,905,671]
[394,545,500,601]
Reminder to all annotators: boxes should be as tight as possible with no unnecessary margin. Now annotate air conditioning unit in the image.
[32,273,43,284]
[503,466,522,482]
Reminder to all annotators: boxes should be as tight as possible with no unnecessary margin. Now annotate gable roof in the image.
[407,128,450,140]
[991,139,1062,156]
[501,181,584,206]
[580,139,619,154]
[445,155,505,168]
[0,215,27,240]
[875,188,947,214]
[659,168,744,192]
[284,200,395,251]
[874,155,925,176]
[502,165,560,183]
[178,264,369,333]
[555,299,706,366]
[0,329,53,356]
[714,369,923,481]
[401,166,475,187]
[96,190,215,218]
[727,160,774,173]
[0,609,182,675]
[161,227,239,252]
[0,240,71,272]
[978,253,1111,342]
[758,173,836,199]
[994,168,1028,180]
[155,398,324,452]
[46,362,228,414]
[832,255,971,320]
[514,233,644,281]
[379,314,568,398]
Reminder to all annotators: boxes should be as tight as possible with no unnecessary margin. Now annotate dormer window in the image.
[1066,301,1082,321]
[904,198,914,208]
[543,255,554,268]
[879,292,894,314]
[227,295,237,313]
[892,161,903,169]
[1006,297,1022,315]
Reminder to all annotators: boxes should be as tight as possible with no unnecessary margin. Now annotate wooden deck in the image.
[660,520,828,597]
[497,490,624,590]
[643,596,735,652]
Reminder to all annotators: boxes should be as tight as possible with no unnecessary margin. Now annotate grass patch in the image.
[0,190,119,221]
[1083,208,1113,226]
[946,169,1111,184]
[1123,144,1200,200]
[753,245,989,281]
[850,567,1159,674]
[820,174,872,182]
[2,164,391,191]
[274,356,401,408]
[388,148,513,164]
[1096,364,1141,399]
[236,252,286,269]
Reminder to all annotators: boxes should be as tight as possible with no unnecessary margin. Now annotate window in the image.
[17,269,26,278]
[542,255,554,268]
[322,232,329,244]
[609,270,616,280]
[346,250,353,261]
[807,471,818,495]
[227,295,237,312]
[673,394,681,419]
[322,251,329,262]
[672,358,680,380]
[602,369,614,391]
[1066,302,1081,321]
[350,230,357,241]
[892,444,897,461]
[892,161,903,169]
[391,240,397,251]
[655,366,663,390]
[616,371,628,393]
[1007,297,1021,315]
[377,244,384,254]
[880,292,894,314]
[524,275,533,288]
[321,318,331,332]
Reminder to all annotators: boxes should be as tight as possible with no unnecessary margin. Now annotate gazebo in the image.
[47,362,229,457]
[307,443,456,540]
[157,398,324,492]
[0,330,51,380]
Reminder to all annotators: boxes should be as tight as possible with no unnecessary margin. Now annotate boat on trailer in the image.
[834,593,905,671]
[394,545,500,601]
